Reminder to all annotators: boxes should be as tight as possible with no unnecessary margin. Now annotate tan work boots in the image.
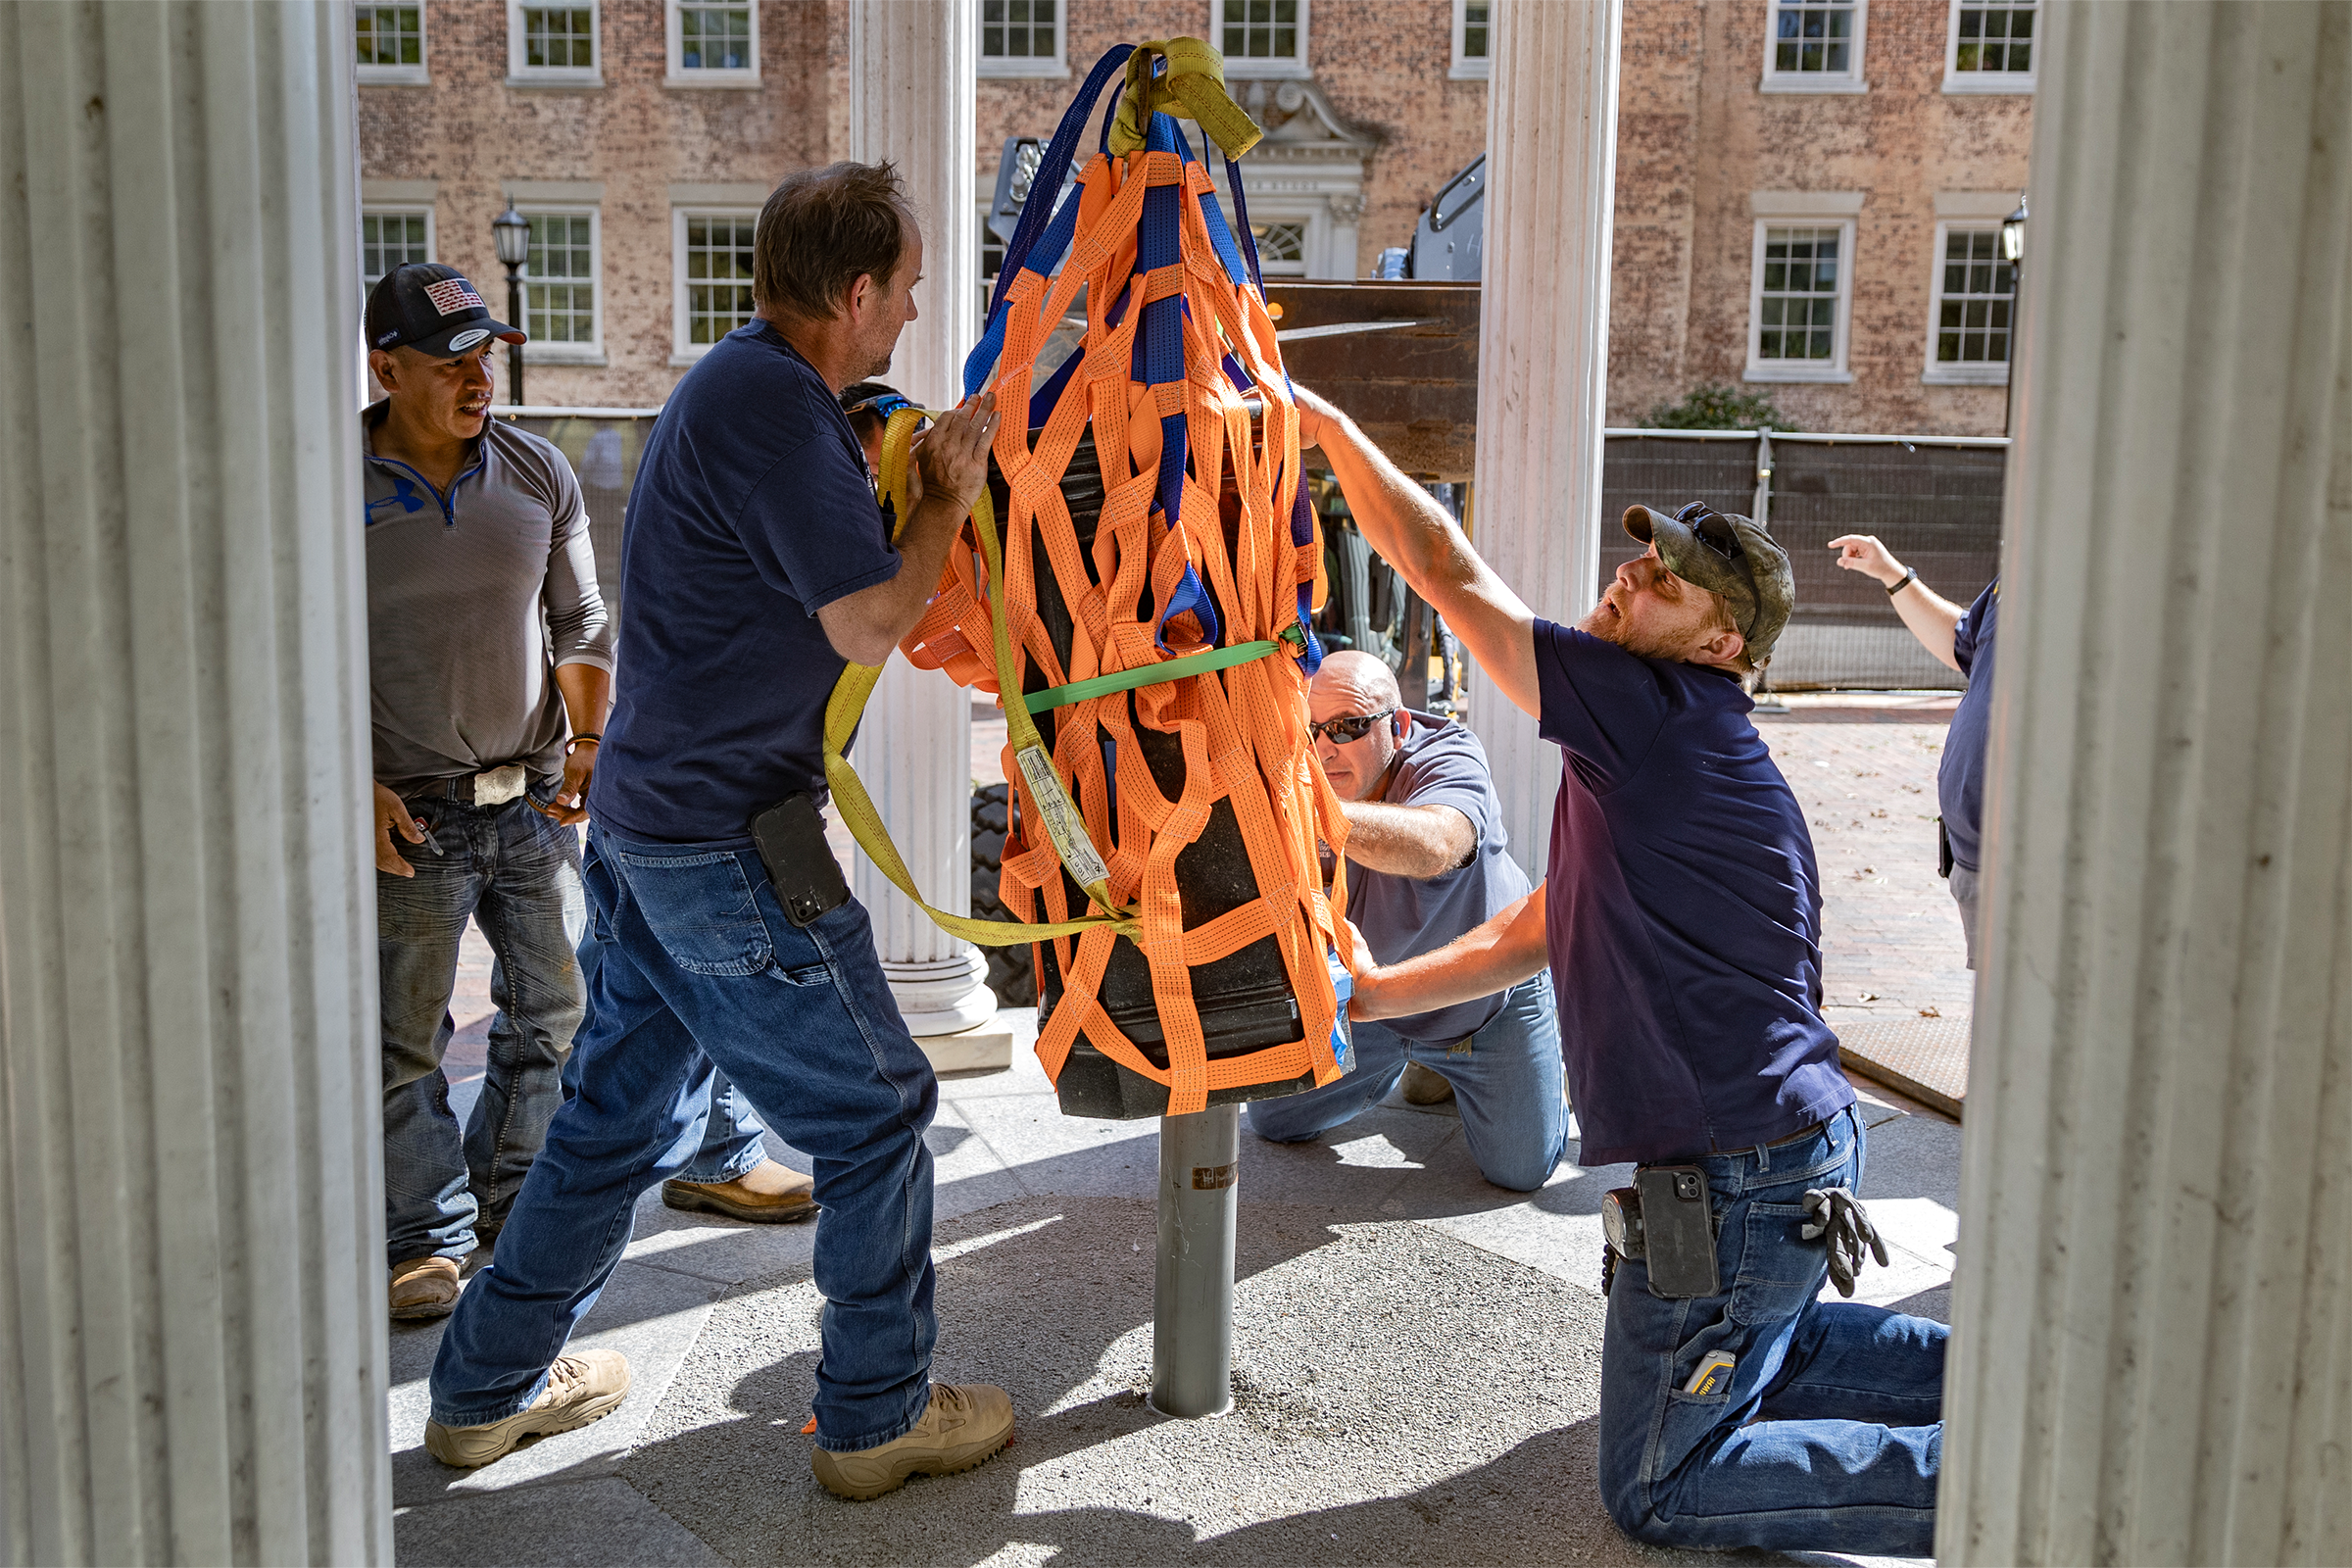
[811,1383,1015,1500]
[662,1158,818,1224]
[423,1349,633,1468]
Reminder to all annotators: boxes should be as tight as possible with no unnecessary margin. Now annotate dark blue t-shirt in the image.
[591,322,900,843]
[1345,713,1532,1044]
[1938,579,1999,873]
[1533,621,1852,1166]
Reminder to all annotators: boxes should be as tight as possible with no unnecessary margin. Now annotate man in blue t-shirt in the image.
[426,162,1017,1503]
[1831,534,1996,965]
[1245,652,1566,1191]
[1298,388,1945,1556]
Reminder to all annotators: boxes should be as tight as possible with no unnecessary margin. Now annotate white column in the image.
[1942,4,2352,1563]
[1462,0,1622,877]
[846,0,1004,1048]
[0,4,390,1564]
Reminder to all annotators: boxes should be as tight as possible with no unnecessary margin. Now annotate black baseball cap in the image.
[1623,502,1795,667]
[365,263,525,358]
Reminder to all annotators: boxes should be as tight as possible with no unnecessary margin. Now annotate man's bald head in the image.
[1309,651,1408,802]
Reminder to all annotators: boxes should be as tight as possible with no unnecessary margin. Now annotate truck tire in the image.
[970,783,1036,1005]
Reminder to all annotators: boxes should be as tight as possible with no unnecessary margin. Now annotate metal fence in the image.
[1601,429,2006,690]
[498,408,658,613]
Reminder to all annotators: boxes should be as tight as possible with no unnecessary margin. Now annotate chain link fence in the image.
[1601,430,2005,691]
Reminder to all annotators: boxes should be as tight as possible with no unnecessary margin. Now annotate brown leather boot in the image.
[389,1255,463,1321]
[1400,1060,1458,1106]
[811,1383,1014,1500]
[661,1158,817,1224]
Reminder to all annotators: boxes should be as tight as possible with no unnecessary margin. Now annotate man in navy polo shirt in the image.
[1297,387,1945,1556]
[1830,533,1997,965]
[426,162,1013,1502]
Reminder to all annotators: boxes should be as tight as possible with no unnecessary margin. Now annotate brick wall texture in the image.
[362,0,2029,431]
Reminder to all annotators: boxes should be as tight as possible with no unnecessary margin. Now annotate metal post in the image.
[1152,1104,1239,1418]
[505,266,525,408]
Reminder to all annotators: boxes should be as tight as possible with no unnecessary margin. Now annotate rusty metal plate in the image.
[1263,281,1480,480]
[1837,1013,1971,1119]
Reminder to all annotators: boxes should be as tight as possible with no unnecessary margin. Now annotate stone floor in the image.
[410,694,1967,1566]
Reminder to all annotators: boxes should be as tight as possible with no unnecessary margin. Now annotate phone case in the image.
[1636,1165,1721,1298]
[752,794,852,928]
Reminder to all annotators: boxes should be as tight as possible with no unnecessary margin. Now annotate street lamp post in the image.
[2001,195,2027,438]
[492,203,530,408]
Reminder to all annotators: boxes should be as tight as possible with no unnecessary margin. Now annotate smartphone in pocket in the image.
[751,794,851,928]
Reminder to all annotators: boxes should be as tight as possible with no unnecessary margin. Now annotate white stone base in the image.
[883,946,998,1036]
[914,1021,1016,1074]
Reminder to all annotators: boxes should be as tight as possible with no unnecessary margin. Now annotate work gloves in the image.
[1800,1186,1889,1298]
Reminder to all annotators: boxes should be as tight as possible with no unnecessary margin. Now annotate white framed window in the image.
[519,209,603,365]
[1216,0,1309,78]
[1761,0,1866,94]
[671,209,760,362]
[1450,0,1492,80]
[355,3,429,85]
[1921,222,2014,384]
[666,0,759,87]
[1943,0,2035,93]
[509,2,602,86]
[1745,211,1856,384]
[977,200,1007,319]
[979,0,1066,77]
[1251,219,1310,277]
[360,209,434,292]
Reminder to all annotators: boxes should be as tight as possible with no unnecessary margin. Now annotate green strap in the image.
[1021,633,1295,715]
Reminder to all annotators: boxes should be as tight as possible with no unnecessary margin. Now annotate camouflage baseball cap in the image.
[1622,503,1794,668]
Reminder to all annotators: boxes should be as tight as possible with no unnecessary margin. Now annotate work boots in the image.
[662,1158,818,1224]
[423,1349,633,1468]
[810,1383,1014,1500]
[388,1255,463,1320]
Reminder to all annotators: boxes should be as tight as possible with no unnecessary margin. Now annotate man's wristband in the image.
[1886,567,1919,597]
[566,733,602,753]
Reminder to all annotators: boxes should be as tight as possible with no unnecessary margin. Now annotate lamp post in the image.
[2001,194,2027,438]
[492,203,530,408]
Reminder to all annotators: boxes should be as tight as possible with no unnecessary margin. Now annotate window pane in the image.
[1767,0,1857,75]
[1222,0,1298,59]
[982,0,1054,60]
[684,214,757,347]
[357,5,423,68]
[361,210,433,288]
[1756,225,1840,362]
[1952,1,2036,74]
[1463,0,1490,57]
[1932,225,2016,363]
[680,3,753,70]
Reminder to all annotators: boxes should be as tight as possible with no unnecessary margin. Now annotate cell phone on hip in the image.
[1635,1165,1721,1298]
[751,794,851,928]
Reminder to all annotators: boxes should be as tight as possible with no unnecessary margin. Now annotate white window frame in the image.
[517,207,605,367]
[1449,0,1493,80]
[1942,0,2036,94]
[1229,200,1334,279]
[355,2,430,86]
[1760,0,1867,95]
[665,0,760,88]
[1921,213,2016,385]
[1212,0,1311,79]
[360,207,437,291]
[1743,203,1859,384]
[978,0,1068,78]
[670,207,761,365]
[507,1,603,87]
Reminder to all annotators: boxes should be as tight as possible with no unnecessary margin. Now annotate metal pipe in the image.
[1152,1103,1240,1418]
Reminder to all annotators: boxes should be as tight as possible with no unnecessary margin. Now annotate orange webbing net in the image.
[896,137,1354,1118]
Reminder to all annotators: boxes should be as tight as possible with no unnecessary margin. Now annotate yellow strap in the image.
[822,409,1142,947]
[1107,37,1263,160]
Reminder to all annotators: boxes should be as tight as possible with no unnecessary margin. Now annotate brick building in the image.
[357,0,2031,431]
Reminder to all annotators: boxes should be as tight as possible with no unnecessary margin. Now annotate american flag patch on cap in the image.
[424,277,486,318]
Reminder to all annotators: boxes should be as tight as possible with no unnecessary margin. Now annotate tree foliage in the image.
[1646,384,1800,433]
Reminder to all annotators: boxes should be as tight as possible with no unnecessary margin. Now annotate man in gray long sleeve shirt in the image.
[362,263,619,1323]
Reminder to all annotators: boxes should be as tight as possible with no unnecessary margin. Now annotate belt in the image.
[1764,1117,1828,1150]
[413,763,531,808]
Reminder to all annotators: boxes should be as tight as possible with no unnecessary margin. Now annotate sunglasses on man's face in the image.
[1309,708,1397,745]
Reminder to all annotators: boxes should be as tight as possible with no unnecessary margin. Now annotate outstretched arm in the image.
[1828,534,1965,671]
[1349,884,1548,1021]
[1295,384,1544,720]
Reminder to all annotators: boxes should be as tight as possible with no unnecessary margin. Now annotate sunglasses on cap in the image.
[1675,502,1746,564]
[1309,708,1397,744]
[840,390,930,431]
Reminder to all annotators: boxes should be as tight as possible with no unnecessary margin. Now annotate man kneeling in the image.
[1247,651,1565,1192]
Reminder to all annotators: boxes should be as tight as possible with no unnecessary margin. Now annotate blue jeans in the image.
[378,791,587,1267]
[429,822,940,1451]
[1598,1106,1946,1555]
[571,919,770,1185]
[1245,972,1566,1191]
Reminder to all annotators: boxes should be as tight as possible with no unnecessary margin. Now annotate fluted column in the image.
[1942,3,2352,1563]
[1461,0,1621,876]
[846,0,999,1041]
[0,3,390,1564]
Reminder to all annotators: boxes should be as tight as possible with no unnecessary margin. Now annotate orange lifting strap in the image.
[895,40,1355,1118]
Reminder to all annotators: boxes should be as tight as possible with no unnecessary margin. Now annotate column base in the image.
[913,1018,1017,1074]
[883,946,999,1036]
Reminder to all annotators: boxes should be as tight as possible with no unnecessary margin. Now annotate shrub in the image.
[1646,384,1800,432]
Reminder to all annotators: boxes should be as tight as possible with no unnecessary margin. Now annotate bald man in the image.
[1248,652,1567,1190]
